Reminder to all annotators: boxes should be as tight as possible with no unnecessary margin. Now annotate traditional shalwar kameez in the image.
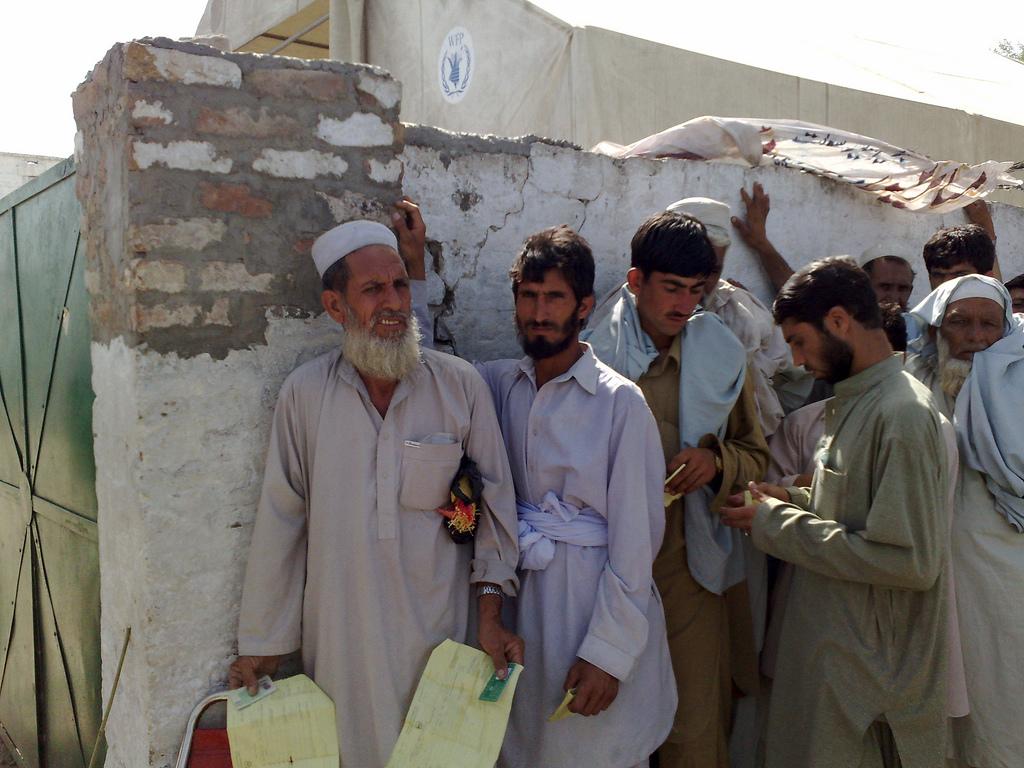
[585,289,769,768]
[905,274,1024,767]
[237,348,519,768]
[636,337,768,768]
[477,347,676,768]
[915,369,1021,767]
[752,356,949,768]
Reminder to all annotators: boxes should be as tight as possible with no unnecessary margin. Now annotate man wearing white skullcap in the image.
[229,212,522,767]
[855,244,916,310]
[906,275,1024,768]
[666,196,791,437]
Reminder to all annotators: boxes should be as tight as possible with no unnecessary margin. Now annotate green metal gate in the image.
[0,159,102,767]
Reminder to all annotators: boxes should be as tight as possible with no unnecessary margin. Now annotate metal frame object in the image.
[173,692,230,768]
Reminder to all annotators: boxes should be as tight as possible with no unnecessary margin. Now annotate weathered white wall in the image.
[402,127,1024,361]
[0,153,63,199]
[92,318,340,766]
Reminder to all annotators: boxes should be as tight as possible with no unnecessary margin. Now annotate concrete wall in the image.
[0,153,63,200]
[73,39,1024,767]
[402,126,1024,362]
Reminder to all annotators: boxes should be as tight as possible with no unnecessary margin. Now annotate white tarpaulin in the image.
[196,0,1024,206]
[595,117,1024,214]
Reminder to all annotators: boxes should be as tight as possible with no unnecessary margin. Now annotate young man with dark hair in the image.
[922,224,996,289]
[398,209,676,768]
[586,210,769,768]
[665,197,795,435]
[721,257,949,768]
[491,226,675,768]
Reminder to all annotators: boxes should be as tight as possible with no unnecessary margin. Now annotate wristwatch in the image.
[712,448,724,474]
[478,584,503,599]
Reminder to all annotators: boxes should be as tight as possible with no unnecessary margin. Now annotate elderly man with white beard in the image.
[905,274,1024,768]
[227,218,522,767]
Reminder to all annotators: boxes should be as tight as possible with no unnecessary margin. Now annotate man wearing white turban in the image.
[666,196,792,437]
[905,274,1024,768]
[227,214,523,766]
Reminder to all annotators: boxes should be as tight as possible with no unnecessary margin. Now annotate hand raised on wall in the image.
[393,197,427,280]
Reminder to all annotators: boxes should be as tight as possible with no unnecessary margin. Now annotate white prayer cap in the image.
[909,274,1014,331]
[666,197,732,248]
[311,220,398,277]
[857,243,913,270]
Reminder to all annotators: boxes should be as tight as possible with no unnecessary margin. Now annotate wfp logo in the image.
[438,27,474,104]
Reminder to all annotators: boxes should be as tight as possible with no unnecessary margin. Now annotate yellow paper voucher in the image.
[664,463,687,507]
[386,639,523,768]
[547,689,576,723]
[226,674,339,768]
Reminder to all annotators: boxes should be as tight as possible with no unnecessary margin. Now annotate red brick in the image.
[293,238,315,255]
[247,69,352,102]
[199,182,273,219]
[195,106,299,138]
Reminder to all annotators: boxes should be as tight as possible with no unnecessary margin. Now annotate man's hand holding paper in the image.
[563,659,619,717]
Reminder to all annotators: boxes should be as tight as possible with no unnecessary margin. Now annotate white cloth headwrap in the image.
[908,274,1013,333]
[666,197,732,248]
[311,220,398,277]
[857,243,913,269]
[583,285,748,593]
[907,275,1024,532]
[516,492,608,571]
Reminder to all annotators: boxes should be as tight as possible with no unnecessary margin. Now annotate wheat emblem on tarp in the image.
[439,27,474,102]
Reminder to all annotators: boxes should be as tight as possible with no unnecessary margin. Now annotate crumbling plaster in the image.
[402,126,1024,361]
[92,317,339,767]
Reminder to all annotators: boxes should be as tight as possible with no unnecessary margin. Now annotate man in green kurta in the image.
[721,257,949,768]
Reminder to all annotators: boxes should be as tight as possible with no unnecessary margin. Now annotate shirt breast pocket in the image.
[399,435,464,511]
[812,465,847,523]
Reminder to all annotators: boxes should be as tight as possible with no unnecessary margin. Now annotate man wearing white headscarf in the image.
[667,197,792,436]
[227,216,522,767]
[905,274,1024,768]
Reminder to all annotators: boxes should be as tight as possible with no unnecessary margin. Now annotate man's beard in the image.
[937,334,972,399]
[516,313,578,360]
[818,329,854,384]
[342,309,421,381]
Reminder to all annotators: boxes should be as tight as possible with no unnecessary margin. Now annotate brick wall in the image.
[74,38,403,360]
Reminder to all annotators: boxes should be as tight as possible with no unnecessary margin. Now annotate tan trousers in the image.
[858,721,902,768]
[653,509,732,768]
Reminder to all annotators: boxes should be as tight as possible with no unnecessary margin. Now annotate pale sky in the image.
[3,0,211,158]
[2,0,1021,158]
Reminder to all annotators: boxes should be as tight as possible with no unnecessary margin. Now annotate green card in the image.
[478,663,519,702]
